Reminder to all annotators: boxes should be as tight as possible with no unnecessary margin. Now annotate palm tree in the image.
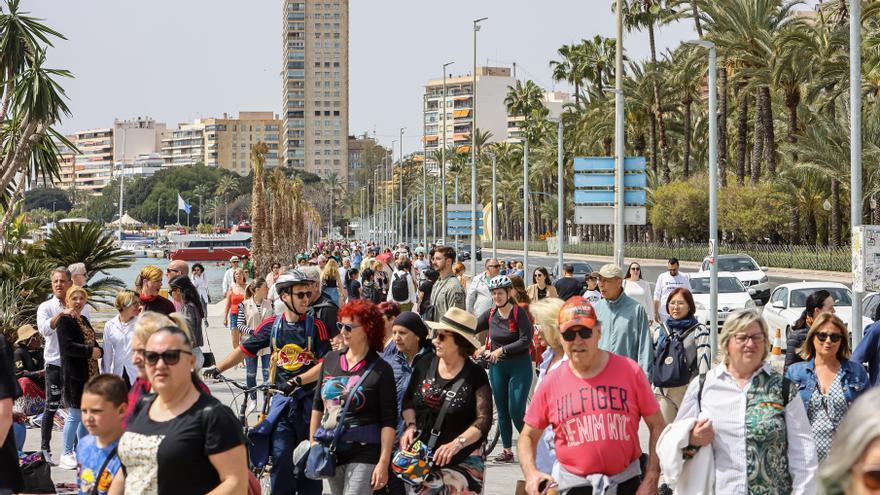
[214,175,238,229]
[193,184,211,225]
[249,142,270,273]
[323,171,345,232]
[665,46,704,179]
[550,43,589,104]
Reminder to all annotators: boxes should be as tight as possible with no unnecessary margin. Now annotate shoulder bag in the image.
[305,358,379,480]
[391,357,467,486]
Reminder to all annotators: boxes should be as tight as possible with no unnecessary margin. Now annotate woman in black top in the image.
[13,324,45,417]
[311,299,398,495]
[57,286,102,468]
[417,269,439,317]
[474,275,533,463]
[169,275,206,369]
[115,326,247,495]
[0,334,24,493]
[401,307,492,495]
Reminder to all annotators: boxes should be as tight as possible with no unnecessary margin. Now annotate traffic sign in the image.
[447,204,484,236]
[574,206,647,225]
[573,156,647,226]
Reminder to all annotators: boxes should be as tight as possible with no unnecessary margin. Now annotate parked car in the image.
[550,261,595,286]
[688,272,756,326]
[863,291,880,321]
[762,282,873,343]
[698,254,771,304]
[449,242,482,262]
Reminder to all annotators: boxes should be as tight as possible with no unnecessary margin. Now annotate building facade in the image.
[73,128,114,193]
[161,123,206,168]
[201,112,281,174]
[281,0,349,180]
[113,117,167,164]
[506,90,572,142]
[423,66,515,174]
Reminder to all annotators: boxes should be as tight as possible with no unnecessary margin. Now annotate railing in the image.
[485,240,851,273]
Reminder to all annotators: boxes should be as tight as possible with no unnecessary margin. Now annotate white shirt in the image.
[36,296,90,366]
[623,279,655,321]
[653,271,690,321]
[675,362,817,495]
[387,269,417,305]
[222,267,236,294]
[102,315,138,384]
[466,272,493,317]
[191,272,209,303]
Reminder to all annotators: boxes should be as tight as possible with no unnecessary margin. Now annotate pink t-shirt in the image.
[524,353,659,477]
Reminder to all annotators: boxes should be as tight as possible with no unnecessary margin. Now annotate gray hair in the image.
[718,309,770,365]
[819,387,880,494]
[67,263,86,276]
[298,265,321,284]
[51,266,72,280]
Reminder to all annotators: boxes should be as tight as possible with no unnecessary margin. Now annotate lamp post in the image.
[552,117,564,274]
[471,16,487,275]
[489,152,497,261]
[613,0,625,267]
[687,39,719,360]
[441,61,454,246]
[399,127,405,246]
[523,139,529,278]
[851,0,864,345]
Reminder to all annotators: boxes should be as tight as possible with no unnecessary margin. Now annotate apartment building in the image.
[506,90,572,142]
[201,112,281,174]
[281,0,350,180]
[73,128,114,193]
[113,117,167,164]
[161,123,206,168]
[423,66,515,174]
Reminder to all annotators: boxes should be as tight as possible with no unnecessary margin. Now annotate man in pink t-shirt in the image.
[518,297,666,495]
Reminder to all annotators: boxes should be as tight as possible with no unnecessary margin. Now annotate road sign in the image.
[447,204,484,236]
[574,206,647,225]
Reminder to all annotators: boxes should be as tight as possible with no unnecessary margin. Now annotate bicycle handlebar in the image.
[213,374,280,394]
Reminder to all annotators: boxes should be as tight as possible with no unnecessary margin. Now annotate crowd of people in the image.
[4,242,880,495]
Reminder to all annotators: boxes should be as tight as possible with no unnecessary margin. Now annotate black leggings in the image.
[566,476,639,495]
[40,364,62,451]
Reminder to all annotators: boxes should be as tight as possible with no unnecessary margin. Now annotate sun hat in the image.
[15,324,37,345]
[426,307,482,349]
[558,296,598,333]
[590,263,624,279]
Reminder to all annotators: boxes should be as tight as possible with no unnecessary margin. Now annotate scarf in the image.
[665,315,700,333]
[139,292,158,303]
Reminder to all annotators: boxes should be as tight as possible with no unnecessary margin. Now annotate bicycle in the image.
[213,374,279,495]
[473,354,501,455]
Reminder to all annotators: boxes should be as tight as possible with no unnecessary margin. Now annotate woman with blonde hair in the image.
[528,297,566,476]
[224,267,247,351]
[136,265,175,315]
[674,310,817,494]
[321,258,345,305]
[785,313,869,462]
[102,289,141,386]
[452,261,469,292]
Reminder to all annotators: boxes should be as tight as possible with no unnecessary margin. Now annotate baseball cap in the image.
[590,263,624,279]
[230,256,240,262]
[558,296,598,333]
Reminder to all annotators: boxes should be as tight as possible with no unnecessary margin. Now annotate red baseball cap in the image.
[558,296,598,333]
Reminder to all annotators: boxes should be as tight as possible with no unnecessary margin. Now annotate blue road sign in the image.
[574,173,647,188]
[573,156,647,208]
[573,156,646,172]
[574,190,647,205]
[446,204,484,236]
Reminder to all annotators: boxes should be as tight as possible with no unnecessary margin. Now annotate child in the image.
[582,274,602,304]
[77,374,127,495]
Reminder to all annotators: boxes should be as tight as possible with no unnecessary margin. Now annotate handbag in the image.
[392,357,466,486]
[305,358,379,480]
[20,452,55,494]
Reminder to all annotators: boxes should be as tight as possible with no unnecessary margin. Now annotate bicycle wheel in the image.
[257,465,272,495]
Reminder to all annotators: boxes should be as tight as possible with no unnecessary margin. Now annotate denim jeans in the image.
[271,396,322,495]
[62,407,87,455]
[40,364,62,451]
[245,354,271,399]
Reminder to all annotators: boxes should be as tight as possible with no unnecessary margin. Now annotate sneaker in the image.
[58,452,78,470]
[494,450,514,463]
[42,450,55,466]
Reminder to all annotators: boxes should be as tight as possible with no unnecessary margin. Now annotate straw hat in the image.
[426,307,482,349]
[15,324,37,345]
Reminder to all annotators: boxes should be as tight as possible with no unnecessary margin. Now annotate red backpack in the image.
[485,304,542,365]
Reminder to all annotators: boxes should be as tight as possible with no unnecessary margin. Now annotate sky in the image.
[30,0,703,155]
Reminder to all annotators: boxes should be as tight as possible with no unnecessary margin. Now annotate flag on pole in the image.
[177,193,192,214]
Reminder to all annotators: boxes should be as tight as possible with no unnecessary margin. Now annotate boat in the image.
[167,232,251,261]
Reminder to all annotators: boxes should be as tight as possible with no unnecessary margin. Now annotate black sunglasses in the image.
[291,291,311,299]
[144,349,193,366]
[562,327,593,341]
[815,332,843,343]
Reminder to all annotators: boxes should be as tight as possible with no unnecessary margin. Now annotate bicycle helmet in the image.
[488,275,513,290]
[274,269,311,293]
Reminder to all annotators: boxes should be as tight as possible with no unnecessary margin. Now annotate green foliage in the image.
[650,176,709,239]
[23,185,71,211]
[41,222,134,273]
[719,182,788,242]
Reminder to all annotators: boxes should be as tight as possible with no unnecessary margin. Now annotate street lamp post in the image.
[851,0,864,345]
[490,152,497,261]
[399,127,405,246]
[441,61,454,246]
[523,139,529,278]
[613,0,625,268]
[555,117,564,274]
[688,39,719,360]
[471,16,487,276]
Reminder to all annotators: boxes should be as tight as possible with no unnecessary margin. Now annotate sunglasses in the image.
[291,291,311,299]
[562,327,593,341]
[815,332,843,343]
[144,349,193,366]
[336,322,362,332]
[433,331,452,341]
[166,268,180,274]
[630,267,641,271]
[857,465,880,490]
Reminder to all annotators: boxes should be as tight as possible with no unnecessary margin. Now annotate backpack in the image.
[651,324,699,388]
[361,282,381,304]
[485,305,539,361]
[391,272,409,302]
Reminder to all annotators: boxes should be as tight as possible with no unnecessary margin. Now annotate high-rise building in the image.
[201,112,281,174]
[506,90,572,142]
[113,117,168,165]
[281,0,349,180]
[423,67,515,175]
[347,133,376,189]
[73,128,114,193]
[161,123,206,168]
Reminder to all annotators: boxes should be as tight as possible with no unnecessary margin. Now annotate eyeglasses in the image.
[433,332,451,341]
[291,291,311,300]
[144,349,193,366]
[166,268,180,274]
[815,332,843,343]
[668,301,689,307]
[733,333,765,344]
[856,464,880,490]
[535,273,545,278]
[336,322,363,333]
[487,265,501,269]
[562,327,593,341]
[630,267,641,271]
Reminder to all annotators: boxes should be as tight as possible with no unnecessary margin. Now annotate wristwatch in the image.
[457,436,467,447]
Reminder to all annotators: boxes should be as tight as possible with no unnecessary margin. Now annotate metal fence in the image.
[487,240,851,273]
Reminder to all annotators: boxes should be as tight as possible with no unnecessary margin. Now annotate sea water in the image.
[100,257,232,304]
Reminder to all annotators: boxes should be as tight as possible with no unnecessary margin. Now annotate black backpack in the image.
[361,282,381,304]
[651,325,698,388]
[391,272,409,302]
